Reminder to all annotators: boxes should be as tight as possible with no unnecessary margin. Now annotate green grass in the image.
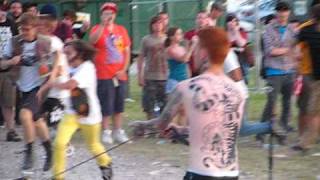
[121,75,320,180]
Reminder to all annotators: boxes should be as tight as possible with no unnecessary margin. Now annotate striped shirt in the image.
[263,21,298,72]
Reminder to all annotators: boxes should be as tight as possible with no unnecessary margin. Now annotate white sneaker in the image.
[112,129,130,143]
[125,98,135,103]
[102,130,114,144]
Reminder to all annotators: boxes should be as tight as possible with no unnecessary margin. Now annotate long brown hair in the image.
[164,27,179,48]
[64,40,97,61]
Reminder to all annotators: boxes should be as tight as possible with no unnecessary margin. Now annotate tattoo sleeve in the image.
[148,87,183,129]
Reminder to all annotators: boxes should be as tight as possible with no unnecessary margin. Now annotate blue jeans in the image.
[241,63,250,85]
[240,119,271,137]
[240,101,271,137]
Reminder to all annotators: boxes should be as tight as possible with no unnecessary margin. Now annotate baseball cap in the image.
[40,4,57,18]
[100,2,118,14]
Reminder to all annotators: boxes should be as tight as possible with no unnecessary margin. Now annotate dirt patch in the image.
[1,127,319,180]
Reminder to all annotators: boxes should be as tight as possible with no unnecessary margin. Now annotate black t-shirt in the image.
[299,24,320,80]
[0,18,18,35]
[0,19,18,58]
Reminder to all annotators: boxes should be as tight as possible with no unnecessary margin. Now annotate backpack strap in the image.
[6,35,23,83]
[11,35,24,57]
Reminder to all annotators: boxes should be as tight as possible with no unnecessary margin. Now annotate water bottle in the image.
[293,75,303,96]
[153,102,161,117]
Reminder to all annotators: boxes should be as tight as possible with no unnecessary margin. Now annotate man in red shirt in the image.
[90,2,131,144]
[184,11,210,77]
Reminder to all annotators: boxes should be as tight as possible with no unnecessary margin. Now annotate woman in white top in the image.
[49,40,112,180]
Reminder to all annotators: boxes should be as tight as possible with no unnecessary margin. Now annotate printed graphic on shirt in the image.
[0,26,12,58]
[149,43,165,72]
[49,105,64,125]
[105,34,124,64]
[21,42,38,66]
[188,76,242,169]
[140,35,167,80]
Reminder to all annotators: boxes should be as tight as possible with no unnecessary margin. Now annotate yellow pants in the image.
[53,114,112,179]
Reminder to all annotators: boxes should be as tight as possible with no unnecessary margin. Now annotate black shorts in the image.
[183,172,238,180]
[97,79,126,116]
[39,98,64,127]
[20,87,41,121]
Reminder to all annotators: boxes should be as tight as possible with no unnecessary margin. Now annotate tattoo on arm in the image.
[152,88,183,129]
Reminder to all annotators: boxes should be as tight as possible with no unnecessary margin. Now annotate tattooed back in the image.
[177,73,245,177]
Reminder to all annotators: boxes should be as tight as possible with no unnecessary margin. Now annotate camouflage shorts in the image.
[307,80,320,116]
[142,80,167,114]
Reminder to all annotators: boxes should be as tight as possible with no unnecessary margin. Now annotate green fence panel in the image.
[166,0,200,31]
[130,1,160,52]
[31,0,213,51]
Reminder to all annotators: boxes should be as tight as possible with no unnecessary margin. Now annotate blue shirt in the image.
[278,26,287,39]
[168,58,188,81]
[265,68,294,76]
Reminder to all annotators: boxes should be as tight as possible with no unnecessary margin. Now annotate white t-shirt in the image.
[223,50,240,74]
[64,61,102,125]
[224,50,249,99]
[47,36,70,99]
[177,73,245,177]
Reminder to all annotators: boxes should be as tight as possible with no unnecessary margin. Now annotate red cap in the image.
[100,3,118,14]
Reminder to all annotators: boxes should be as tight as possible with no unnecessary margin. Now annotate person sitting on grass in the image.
[131,27,246,180]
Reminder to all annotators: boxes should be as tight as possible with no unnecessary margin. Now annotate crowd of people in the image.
[0,0,319,180]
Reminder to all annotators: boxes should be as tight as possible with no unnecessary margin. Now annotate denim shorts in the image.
[165,79,179,94]
[97,79,126,116]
